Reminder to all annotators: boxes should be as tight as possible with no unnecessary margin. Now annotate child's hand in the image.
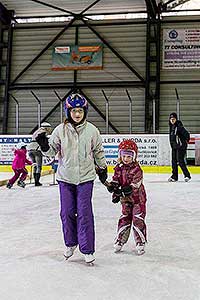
[121,185,132,196]
[106,181,119,193]
[31,163,37,167]
[112,195,121,204]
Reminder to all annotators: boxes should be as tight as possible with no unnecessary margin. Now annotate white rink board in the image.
[1,133,199,167]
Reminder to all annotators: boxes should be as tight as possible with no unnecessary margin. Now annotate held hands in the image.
[112,187,133,204]
[107,183,133,204]
[35,132,50,152]
[112,194,121,204]
[106,181,122,203]
[31,162,37,167]
[106,181,120,193]
[106,182,121,204]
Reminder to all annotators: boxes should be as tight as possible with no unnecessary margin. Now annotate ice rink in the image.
[0,172,200,300]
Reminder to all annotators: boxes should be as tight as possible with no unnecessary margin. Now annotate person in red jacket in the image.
[6,142,34,189]
[107,139,147,255]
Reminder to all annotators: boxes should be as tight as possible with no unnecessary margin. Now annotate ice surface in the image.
[0,173,200,300]
[0,172,12,180]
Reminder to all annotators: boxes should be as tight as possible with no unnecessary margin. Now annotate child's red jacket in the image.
[112,161,147,206]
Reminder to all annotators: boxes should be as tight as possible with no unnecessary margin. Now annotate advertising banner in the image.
[163,28,200,69]
[102,134,170,166]
[0,136,53,166]
[1,134,198,167]
[52,44,103,70]
[0,136,32,165]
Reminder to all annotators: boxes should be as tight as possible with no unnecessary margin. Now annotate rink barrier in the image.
[0,165,51,172]
[2,165,200,174]
[1,165,200,187]
[1,134,200,168]
[0,168,53,187]
[107,165,200,174]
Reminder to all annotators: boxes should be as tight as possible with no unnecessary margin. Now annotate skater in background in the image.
[168,112,191,182]
[6,142,35,189]
[107,139,147,255]
[35,93,107,264]
[28,122,52,186]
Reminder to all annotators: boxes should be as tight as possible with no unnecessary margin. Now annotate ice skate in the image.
[17,180,26,188]
[168,177,177,182]
[64,245,77,260]
[35,182,42,186]
[135,243,145,256]
[84,254,95,265]
[114,241,123,253]
[6,182,12,189]
[184,177,191,182]
[34,173,42,186]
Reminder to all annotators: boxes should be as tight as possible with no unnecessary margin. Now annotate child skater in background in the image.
[107,139,147,255]
[6,142,34,189]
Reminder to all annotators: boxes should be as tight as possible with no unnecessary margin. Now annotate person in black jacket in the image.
[28,122,52,186]
[168,112,191,182]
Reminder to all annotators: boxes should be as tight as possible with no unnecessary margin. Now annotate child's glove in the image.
[121,185,132,197]
[107,181,120,193]
[111,187,122,204]
[112,194,121,204]
[96,166,108,184]
[35,132,50,152]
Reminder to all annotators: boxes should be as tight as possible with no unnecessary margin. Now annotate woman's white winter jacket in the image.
[44,121,107,185]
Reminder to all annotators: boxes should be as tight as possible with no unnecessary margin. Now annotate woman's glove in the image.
[35,132,50,152]
[96,167,108,184]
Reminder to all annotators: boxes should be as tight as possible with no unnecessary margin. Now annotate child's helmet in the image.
[64,93,88,118]
[16,142,27,149]
[118,139,138,160]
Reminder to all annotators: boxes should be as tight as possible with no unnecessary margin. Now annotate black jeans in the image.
[171,148,190,180]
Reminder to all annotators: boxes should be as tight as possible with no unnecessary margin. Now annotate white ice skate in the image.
[114,242,123,253]
[135,243,145,255]
[84,254,95,265]
[168,177,177,182]
[64,245,77,260]
[184,177,191,182]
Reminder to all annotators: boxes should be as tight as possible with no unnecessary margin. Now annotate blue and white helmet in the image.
[64,93,88,118]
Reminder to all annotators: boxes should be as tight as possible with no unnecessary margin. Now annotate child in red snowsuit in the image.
[7,142,33,189]
[107,139,147,255]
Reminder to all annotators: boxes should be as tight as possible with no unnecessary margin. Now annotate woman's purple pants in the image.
[58,180,95,254]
